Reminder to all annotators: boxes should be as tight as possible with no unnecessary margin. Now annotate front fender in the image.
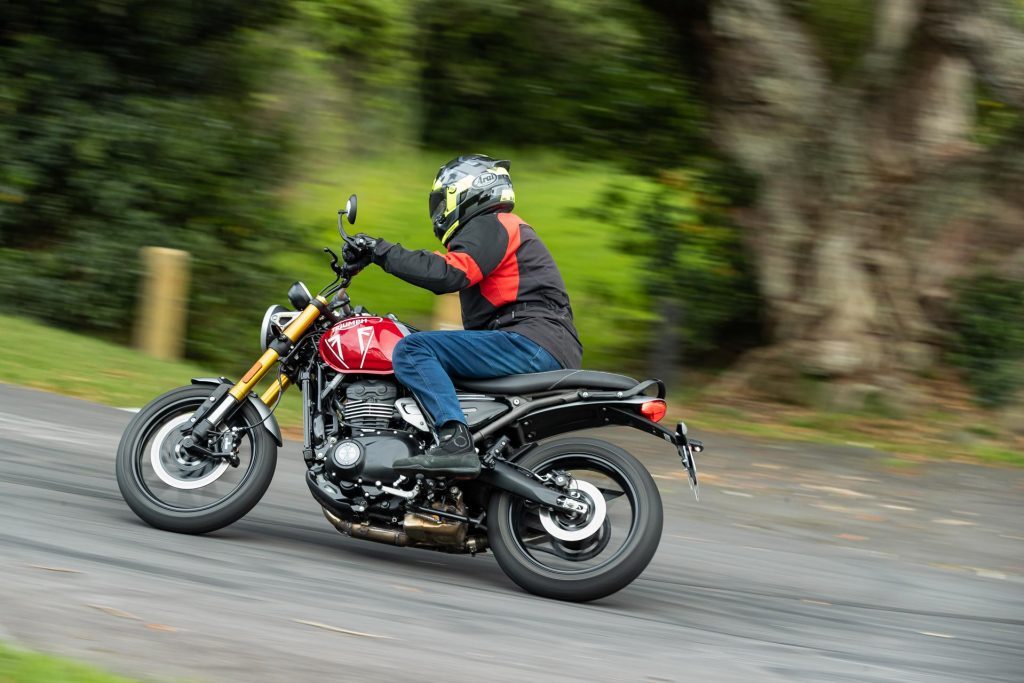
[191,377,283,446]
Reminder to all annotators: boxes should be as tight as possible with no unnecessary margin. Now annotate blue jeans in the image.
[392,330,561,427]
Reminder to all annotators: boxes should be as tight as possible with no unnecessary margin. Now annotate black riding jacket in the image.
[373,212,583,369]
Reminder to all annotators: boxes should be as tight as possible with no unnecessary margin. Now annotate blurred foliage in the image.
[0,0,294,364]
[583,167,762,361]
[416,0,705,171]
[948,273,1024,407]
[287,0,419,147]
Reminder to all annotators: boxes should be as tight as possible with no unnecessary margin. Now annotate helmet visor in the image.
[428,190,444,219]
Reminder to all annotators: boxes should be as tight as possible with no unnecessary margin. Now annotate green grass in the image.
[2,314,209,407]
[1,314,303,426]
[0,643,136,683]
[970,443,1024,465]
[281,148,654,367]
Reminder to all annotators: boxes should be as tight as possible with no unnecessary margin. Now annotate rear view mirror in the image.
[344,194,357,225]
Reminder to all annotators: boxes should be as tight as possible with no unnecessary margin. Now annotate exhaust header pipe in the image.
[321,507,486,554]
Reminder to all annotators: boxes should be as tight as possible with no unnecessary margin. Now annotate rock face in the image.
[652,0,1024,398]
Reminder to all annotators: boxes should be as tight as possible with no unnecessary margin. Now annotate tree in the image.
[648,0,1024,403]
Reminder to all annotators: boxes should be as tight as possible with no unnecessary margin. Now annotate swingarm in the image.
[478,459,591,515]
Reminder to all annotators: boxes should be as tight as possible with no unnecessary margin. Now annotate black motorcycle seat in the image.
[454,369,638,395]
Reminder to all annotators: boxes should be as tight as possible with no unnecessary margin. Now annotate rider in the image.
[342,154,582,478]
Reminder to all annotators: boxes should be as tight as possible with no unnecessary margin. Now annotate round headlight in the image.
[260,304,289,352]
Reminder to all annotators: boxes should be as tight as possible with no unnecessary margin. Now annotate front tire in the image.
[488,437,663,602]
[116,385,277,534]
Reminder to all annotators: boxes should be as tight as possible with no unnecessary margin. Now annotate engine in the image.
[339,379,397,430]
[318,378,417,487]
[306,377,484,553]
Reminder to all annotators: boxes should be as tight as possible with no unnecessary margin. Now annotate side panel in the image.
[191,377,283,446]
[460,397,510,428]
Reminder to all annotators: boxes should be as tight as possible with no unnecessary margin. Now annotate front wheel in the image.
[116,385,277,534]
[488,437,663,602]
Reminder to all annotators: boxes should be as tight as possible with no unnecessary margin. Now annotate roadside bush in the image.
[415,0,705,171]
[948,273,1024,407]
[0,0,293,365]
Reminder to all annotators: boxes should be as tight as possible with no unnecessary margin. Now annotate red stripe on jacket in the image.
[480,213,522,307]
[440,250,484,286]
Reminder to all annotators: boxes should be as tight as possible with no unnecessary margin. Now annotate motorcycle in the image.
[116,194,703,602]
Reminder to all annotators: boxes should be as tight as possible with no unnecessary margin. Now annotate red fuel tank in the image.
[318,316,411,375]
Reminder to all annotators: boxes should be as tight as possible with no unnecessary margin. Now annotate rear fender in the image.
[509,397,702,497]
[191,377,283,446]
[515,398,674,445]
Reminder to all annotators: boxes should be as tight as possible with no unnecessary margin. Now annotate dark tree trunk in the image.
[652,0,1024,403]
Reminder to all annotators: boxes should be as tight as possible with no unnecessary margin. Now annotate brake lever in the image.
[323,247,343,276]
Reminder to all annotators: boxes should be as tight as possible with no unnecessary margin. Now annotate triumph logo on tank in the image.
[335,316,383,330]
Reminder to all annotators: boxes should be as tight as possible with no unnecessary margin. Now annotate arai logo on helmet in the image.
[472,172,497,188]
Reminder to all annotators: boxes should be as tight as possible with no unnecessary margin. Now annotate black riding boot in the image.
[393,421,480,478]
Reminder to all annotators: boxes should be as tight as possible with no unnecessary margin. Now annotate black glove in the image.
[344,234,394,268]
[341,234,374,270]
[342,249,372,276]
[345,233,378,256]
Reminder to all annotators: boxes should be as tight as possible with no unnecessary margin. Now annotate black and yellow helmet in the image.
[429,154,515,246]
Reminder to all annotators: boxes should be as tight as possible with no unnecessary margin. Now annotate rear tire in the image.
[116,386,277,534]
[487,437,663,602]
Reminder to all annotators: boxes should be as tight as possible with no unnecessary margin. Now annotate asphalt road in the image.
[0,384,1021,682]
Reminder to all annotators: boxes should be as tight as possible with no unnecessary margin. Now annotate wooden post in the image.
[135,247,190,360]
[433,292,462,330]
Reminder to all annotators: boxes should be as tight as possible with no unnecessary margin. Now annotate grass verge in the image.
[0,642,136,683]
[2,314,303,427]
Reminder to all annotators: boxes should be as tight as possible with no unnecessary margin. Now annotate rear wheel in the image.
[487,437,663,602]
[115,386,277,534]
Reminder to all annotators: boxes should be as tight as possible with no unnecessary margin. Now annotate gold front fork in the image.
[189,297,329,443]
[229,297,328,403]
[260,375,292,406]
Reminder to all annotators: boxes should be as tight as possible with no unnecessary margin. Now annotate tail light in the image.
[640,400,667,422]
